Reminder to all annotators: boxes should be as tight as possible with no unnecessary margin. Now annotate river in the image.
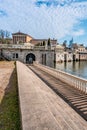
[46,61,87,79]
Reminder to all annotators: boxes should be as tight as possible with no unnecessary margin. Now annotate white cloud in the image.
[0,0,87,40]
[72,29,85,36]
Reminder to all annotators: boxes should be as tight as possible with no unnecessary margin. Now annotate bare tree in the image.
[0,29,11,44]
[0,29,5,39]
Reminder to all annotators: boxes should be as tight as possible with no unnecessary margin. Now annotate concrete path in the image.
[17,61,87,130]
[29,64,87,121]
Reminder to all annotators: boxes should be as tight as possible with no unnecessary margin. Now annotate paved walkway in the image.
[29,65,87,121]
[17,61,87,130]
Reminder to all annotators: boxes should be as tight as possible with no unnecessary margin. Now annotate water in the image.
[55,61,87,79]
[46,61,87,79]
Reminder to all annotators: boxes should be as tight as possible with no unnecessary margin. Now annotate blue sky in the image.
[0,0,87,45]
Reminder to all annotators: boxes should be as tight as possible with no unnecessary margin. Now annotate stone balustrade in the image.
[0,44,34,49]
[34,46,45,50]
[34,62,87,94]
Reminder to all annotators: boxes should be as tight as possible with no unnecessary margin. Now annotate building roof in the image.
[56,44,64,49]
[72,43,86,49]
[77,45,85,48]
[12,31,33,38]
[30,39,57,42]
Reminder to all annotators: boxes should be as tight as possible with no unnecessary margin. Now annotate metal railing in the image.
[34,63,87,94]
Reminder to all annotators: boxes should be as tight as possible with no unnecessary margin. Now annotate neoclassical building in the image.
[12,31,57,46]
[12,32,33,44]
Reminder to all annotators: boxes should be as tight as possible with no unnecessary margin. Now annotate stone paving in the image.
[17,61,87,130]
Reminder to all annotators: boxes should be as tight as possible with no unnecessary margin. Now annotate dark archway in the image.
[26,53,35,64]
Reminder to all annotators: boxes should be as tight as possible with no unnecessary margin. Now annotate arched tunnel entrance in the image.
[26,53,36,64]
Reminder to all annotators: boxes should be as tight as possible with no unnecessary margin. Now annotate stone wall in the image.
[0,49,1,59]
[79,54,87,61]
[1,48,87,63]
[1,48,54,65]
[55,52,74,62]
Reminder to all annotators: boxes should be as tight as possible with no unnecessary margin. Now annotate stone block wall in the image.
[1,48,55,66]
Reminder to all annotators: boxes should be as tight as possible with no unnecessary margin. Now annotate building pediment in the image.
[12,31,33,38]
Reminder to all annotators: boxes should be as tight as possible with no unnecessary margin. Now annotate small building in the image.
[12,31,33,44]
[55,45,65,62]
[55,45,74,62]
[1,45,54,66]
[75,44,87,61]
[72,43,86,52]
[77,44,86,52]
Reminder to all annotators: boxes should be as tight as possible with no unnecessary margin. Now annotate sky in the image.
[0,0,87,45]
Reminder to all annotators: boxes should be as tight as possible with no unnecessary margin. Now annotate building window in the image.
[13,53,15,58]
[13,53,18,59]
[16,53,18,58]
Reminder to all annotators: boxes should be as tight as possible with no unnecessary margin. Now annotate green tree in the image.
[35,43,40,46]
[48,38,51,46]
[43,41,45,46]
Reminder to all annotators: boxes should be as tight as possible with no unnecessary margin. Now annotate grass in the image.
[0,62,21,130]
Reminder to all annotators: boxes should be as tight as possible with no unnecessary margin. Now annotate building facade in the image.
[30,39,57,46]
[1,45,87,64]
[1,47,54,66]
[1,31,87,63]
[12,32,33,44]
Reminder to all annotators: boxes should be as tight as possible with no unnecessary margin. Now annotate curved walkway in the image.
[17,61,87,130]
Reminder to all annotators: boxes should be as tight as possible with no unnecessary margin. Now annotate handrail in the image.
[34,62,87,94]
